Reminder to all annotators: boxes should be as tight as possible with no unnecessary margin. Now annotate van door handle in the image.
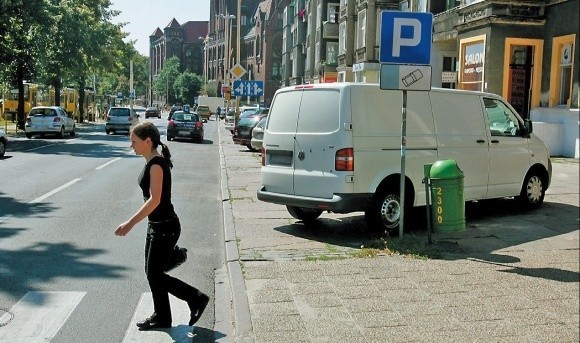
[491,139,500,144]
[476,139,485,143]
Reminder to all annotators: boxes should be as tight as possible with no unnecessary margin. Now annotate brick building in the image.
[149,18,208,105]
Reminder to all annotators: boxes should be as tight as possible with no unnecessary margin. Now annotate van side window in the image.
[267,91,302,133]
[296,90,340,133]
[484,98,520,137]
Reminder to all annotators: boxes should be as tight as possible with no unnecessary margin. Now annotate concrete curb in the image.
[217,121,255,343]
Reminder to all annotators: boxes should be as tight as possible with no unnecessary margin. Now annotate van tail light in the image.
[261,146,265,166]
[168,120,174,128]
[127,116,133,122]
[53,117,61,123]
[335,148,354,171]
[195,122,203,128]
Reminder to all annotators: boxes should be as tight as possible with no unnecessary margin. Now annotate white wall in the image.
[531,108,579,158]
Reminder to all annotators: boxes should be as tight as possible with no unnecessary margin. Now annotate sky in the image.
[109,0,211,56]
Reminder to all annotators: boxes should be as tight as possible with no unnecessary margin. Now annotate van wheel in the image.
[286,206,322,222]
[517,172,545,210]
[365,188,402,234]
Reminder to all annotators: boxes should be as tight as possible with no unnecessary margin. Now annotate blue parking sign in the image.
[380,11,433,65]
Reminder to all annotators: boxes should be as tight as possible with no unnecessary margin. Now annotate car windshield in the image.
[109,108,130,116]
[173,112,199,122]
[30,108,57,116]
[238,116,260,125]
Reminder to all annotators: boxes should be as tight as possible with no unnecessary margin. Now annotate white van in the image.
[257,83,552,232]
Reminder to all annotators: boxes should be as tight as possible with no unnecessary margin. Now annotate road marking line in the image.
[24,144,56,152]
[29,178,82,204]
[0,291,85,343]
[122,292,193,343]
[96,157,122,170]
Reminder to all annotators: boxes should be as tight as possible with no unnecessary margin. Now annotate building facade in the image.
[149,19,208,105]
[205,0,262,100]
[277,0,578,157]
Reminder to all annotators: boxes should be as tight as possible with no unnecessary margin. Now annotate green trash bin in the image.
[429,159,465,232]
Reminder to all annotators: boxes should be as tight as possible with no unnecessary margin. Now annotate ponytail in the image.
[159,142,173,169]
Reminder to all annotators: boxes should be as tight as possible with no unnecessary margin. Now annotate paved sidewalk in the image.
[218,122,579,343]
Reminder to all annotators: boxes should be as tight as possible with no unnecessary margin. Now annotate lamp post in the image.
[198,36,208,95]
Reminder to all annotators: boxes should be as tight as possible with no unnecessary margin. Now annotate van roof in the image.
[276,82,503,99]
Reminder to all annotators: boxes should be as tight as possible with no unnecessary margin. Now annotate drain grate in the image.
[0,309,14,327]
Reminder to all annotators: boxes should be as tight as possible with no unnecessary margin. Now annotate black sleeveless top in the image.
[138,155,176,222]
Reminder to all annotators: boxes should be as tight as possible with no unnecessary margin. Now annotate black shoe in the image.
[136,315,171,330]
[188,292,209,326]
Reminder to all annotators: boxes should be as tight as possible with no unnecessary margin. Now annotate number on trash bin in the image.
[435,187,443,223]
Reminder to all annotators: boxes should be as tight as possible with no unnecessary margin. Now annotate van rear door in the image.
[293,88,346,198]
[262,89,302,195]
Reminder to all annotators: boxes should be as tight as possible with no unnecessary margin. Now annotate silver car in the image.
[105,107,138,134]
[0,128,7,157]
[250,116,267,151]
[25,106,76,138]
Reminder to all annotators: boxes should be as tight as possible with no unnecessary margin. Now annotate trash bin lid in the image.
[429,159,463,178]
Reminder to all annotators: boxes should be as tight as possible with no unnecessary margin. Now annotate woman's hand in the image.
[115,221,134,236]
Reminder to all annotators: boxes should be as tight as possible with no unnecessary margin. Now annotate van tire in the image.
[286,206,322,222]
[366,188,402,233]
[517,172,545,210]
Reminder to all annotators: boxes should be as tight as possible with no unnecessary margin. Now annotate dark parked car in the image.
[233,109,268,150]
[168,105,182,120]
[145,107,161,118]
[167,111,205,143]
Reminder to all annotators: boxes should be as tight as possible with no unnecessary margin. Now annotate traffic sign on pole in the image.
[380,11,433,65]
[232,80,264,97]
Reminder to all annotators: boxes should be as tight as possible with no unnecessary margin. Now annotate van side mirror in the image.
[523,119,533,137]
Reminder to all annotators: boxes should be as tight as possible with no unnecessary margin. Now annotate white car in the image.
[25,106,76,138]
[0,128,7,157]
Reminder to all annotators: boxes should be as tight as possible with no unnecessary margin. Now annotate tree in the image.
[0,0,51,129]
[174,72,202,104]
[152,57,180,105]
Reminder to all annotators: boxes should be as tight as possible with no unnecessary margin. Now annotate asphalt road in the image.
[0,116,224,342]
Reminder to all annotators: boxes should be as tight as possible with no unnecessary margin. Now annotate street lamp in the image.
[198,36,208,95]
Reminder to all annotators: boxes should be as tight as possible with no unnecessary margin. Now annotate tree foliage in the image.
[0,0,149,123]
[174,72,202,104]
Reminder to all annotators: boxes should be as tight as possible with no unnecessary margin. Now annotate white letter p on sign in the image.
[392,18,421,57]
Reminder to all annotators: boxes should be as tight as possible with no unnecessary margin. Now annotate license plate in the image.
[178,130,190,135]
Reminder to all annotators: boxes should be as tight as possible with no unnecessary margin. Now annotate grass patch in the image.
[356,233,446,260]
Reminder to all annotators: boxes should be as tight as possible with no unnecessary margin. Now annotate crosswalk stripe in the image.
[0,291,86,343]
[122,292,193,343]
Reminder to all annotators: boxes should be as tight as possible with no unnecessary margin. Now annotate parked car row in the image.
[230,106,269,151]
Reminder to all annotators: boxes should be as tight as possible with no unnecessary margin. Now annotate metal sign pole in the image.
[399,90,407,237]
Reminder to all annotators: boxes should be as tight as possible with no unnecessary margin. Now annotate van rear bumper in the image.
[257,187,372,213]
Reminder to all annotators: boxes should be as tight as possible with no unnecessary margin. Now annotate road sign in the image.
[380,64,432,91]
[230,64,246,79]
[232,80,264,97]
[380,11,433,65]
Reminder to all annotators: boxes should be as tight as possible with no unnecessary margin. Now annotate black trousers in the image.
[145,216,199,322]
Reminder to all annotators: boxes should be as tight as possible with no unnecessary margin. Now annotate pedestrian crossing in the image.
[0,291,194,343]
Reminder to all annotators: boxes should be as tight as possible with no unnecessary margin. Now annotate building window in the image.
[459,35,486,92]
[339,22,346,55]
[559,43,573,105]
[326,42,338,65]
[549,34,575,107]
[328,3,339,23]
[357,10,366,49]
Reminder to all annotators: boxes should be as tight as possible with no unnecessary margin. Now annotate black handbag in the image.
[164,245,188,272]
